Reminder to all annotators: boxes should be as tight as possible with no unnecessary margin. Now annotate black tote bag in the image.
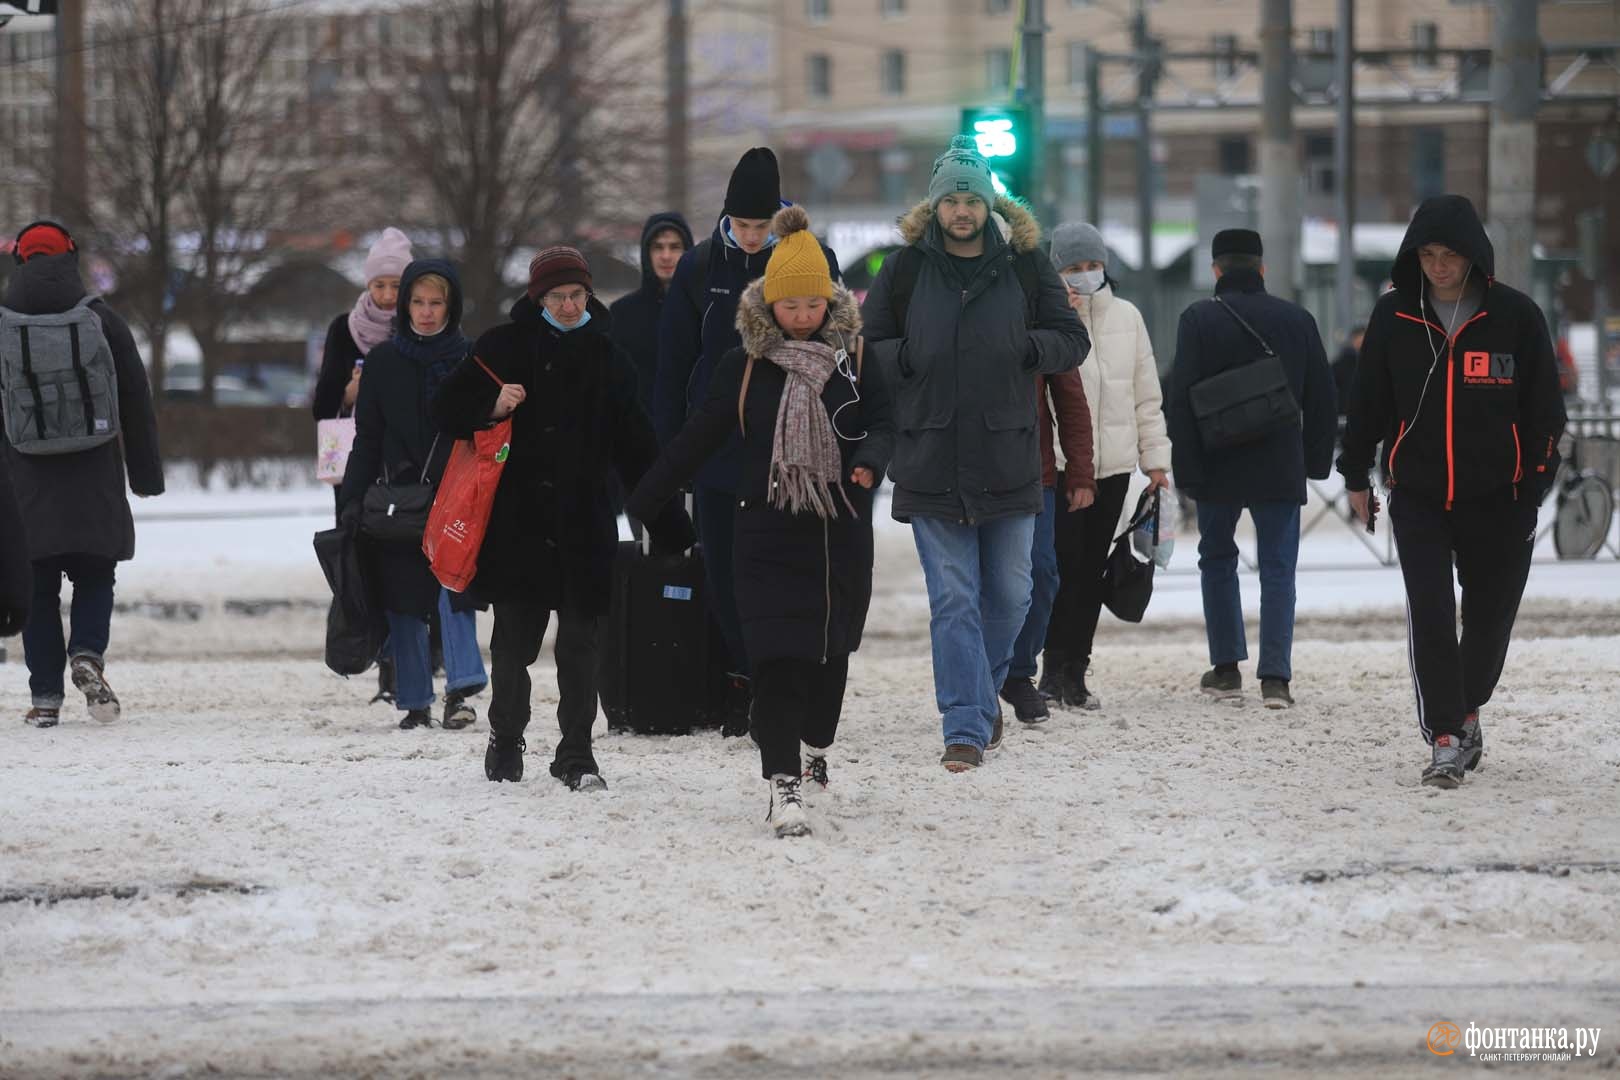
[1102,487,1159,624]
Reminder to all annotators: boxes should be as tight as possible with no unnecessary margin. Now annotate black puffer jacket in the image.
[609,211,694,418]
[311,313,364,421]
[628,281,892,663]
[859,197,1089,524]
[1338,195,1566,505]
[0,253,164,563]
[336,260,467,618]
[433,295,693,616]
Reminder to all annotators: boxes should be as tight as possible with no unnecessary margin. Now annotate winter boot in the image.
[564,768,608,792]
[940,744,983,773]
[442,689,478,730]
[1260,678,1294,710]
[803,745,830,790]
[484,735,525,782]
[987,710,1005,751]
[1037,649,1072,703]
[24,705,60,728]
[69,656,120,723]
[999,677,1050,724]
[1200,665,1242,703]
[721,674,752,738]
[1421,734,1466,789]
[768,774,811,837]
[370,654,396,706]
[1071,662,1103,711]
[399,708,434,730]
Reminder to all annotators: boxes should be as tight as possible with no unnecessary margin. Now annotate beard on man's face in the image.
[945,219,984,242]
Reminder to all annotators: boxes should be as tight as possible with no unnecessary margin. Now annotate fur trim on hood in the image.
[736,278,863,358]
[896,195,1041,254]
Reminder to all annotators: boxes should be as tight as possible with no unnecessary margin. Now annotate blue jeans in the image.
[1009,486,1059,681]
[385,589,487,712]
[912,513,1036,751]
[1195,500,1300,682]
[24,555,116,708]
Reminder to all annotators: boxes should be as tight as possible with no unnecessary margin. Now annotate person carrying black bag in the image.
[1165,229,1337,709]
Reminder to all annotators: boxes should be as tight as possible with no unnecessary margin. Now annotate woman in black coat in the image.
[627,207,893,838]
[432,246,693,792]
[337,259,487,732]
[312,227,412,426]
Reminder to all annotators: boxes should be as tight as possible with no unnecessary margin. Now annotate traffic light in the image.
[960,106,1032,203]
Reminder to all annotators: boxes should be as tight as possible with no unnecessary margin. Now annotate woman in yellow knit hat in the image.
[629,206,895,838]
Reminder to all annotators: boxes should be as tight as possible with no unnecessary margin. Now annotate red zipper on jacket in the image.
[1394,308,1488,508]
[1388,421,1408,485]
[1511,423,1522,484]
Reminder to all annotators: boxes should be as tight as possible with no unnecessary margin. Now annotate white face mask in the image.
[1063,269,1106,295]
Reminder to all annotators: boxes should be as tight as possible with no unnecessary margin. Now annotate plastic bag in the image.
[1130,483,1176,570]
[424,418,511,592]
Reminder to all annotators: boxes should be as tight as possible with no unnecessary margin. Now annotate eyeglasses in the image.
[542,288,591,308]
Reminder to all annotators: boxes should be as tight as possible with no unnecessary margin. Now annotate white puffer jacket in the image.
[1060,283,1172,479]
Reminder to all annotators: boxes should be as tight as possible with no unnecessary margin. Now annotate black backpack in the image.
[884,244,1043,335]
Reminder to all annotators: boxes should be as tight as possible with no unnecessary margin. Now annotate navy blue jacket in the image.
[652,212,841,492]
[1166,269,1337,505]
[608,211,694,420]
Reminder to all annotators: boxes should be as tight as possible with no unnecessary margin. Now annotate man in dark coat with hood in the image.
[1338,194,1565,789]
[652,148,841,729]
[0,221,164,728]
[610,211,693,417]
[1166,228,1336,711]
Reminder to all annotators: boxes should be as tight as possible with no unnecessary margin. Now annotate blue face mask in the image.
[726,220,779,251]
[542,308,591,333]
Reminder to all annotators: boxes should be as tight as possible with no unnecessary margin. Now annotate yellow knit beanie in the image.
[762,206,833,304]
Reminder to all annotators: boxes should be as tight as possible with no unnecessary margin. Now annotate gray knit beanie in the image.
[1050,222,1108,271]
[928,135,998,208]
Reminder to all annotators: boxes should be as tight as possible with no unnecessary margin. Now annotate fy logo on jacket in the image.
[1462,351,1515,387]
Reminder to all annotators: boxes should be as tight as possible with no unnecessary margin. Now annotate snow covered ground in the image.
[3,478,1618,1077]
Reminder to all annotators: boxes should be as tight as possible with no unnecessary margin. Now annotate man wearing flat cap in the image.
[1165,229,1336,709]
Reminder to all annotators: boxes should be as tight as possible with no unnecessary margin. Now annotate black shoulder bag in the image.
[1186,297,1301,451]
[1103,486,1158,623]
[361,432,441,543]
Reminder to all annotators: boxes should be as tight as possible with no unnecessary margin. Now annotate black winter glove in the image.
[648,506,697,556]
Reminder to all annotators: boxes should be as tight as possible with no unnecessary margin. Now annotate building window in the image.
[881,0,905,16]
[806,0,830,23]
[1212,33,1237,78]
[986,47,1012,90]
[881,49,905,96]
[1304,132,1335,195]
[1218,135,1251,175]
[1308,27,1335,55]
[987,0,1013,13]
[1411,127,1446,202]
[807,53,831,99]
[1067,42,1087,87]
[1412,22,1439,70]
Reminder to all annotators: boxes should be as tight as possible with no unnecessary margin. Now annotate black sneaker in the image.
[565,769,607,792]
[1260,678,1294,710]
[999,677,1050,724]
[442,690,478,730]
[399,708,434,730]
[485,735,525,782]
[1460,711,1484,772]
[1422,734,1466,789]
[1200,668,1243,702]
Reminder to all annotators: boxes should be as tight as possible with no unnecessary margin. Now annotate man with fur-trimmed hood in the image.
[860,136,1090,773]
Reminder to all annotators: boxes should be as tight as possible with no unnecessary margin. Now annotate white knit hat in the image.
[363,227,412,283]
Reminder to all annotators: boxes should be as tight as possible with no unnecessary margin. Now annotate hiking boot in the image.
[24,706,60,728]
[370,655,396,706]
[999,677,1050,724]
[1039,651,1085,709]
[941,744,983,773]
[1460,711,1484,772]
[565,769,607,793]
[803,752,830,790]
[399,708,434,730]
[1260,678,1294,710]
[69,656,120,723]
[1073,667,1102,712]
[768,775,811,837]
[721,674,752,738]
[442,690,478,731]
[1200,667,1242,702]
[1422,734,1466,789]
[987,711,1005,751]
[484,735,525,782]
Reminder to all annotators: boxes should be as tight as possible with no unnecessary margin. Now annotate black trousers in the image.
[488,602,599,776]
[1046,472,1132,665]
[751,654,850,780]
[1389,486,1537,743]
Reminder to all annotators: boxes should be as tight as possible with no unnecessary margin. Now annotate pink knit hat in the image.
[363,227,412,283]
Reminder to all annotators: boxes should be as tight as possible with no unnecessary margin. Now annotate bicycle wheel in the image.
[1553,473,1615,560]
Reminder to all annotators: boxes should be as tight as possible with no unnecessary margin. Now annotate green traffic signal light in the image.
[960,106,1031,200]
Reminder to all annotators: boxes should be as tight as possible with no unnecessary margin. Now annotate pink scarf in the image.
[766,339,856,520]
[347,291,395,357]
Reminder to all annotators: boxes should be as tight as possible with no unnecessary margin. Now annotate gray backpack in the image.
[0,295,120,455]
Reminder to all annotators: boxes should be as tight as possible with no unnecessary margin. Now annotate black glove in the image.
[648,506,697,556]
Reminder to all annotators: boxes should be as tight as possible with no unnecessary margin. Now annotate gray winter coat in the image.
[860,197,1090,523]
[0,253,164,563]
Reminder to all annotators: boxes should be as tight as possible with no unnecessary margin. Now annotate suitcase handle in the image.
[631,489,698,558]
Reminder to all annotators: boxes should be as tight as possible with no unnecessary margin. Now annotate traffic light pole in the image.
[1020,0,1049,226]
[1133,2,1159,347]
[1084,44,1103,227]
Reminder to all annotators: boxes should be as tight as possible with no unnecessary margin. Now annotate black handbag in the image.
[314,520,386,676]
[1102,487,1158,624]
[1186,297,1302,451]
[360,434,440,543]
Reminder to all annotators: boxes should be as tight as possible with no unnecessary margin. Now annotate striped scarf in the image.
[764,339,855,520]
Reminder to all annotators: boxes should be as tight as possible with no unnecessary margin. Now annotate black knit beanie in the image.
[723,147,782,221]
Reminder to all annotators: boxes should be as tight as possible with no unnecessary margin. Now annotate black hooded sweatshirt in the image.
[1338,195,1566,506]
[608,212,694,420]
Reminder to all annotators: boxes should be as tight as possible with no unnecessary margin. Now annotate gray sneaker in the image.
[1260,678,1293,709]
[1459,711,1484,772]
[1200,668,1242,702]
[1422,734,1466,788]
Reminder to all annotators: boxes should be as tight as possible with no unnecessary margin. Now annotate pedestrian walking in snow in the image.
[652,148,842,736]
[1337,195,1566,788]
[629,207,892,837]
[860,136,1090,773]
[1038,223,1172,711]
[1165,230,1337,709]
[434,246,693,791]
[0,221,164,727]
[313,227,414,703]
[337,260,488,732]
[0,454,25,638]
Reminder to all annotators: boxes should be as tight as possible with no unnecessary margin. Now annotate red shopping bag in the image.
[424,360,510,592]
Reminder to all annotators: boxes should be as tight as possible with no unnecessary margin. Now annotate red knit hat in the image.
[526,245,592,301]
[14,221,75,264]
